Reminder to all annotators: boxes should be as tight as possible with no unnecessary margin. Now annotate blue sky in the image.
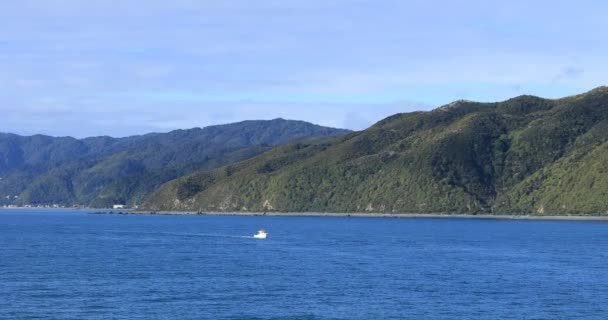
[0,0,606,137]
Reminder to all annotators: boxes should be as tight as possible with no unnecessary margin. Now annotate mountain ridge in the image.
[144,87,608,215]
[0,119,350,207]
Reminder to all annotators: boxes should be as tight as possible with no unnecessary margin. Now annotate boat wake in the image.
[104,230,264,240]
[197,233,258,239]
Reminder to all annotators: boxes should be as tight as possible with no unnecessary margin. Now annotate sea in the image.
[1,209,607,320]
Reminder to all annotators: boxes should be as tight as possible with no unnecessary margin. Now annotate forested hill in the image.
[145,87,608,215]
[0,119,350,207]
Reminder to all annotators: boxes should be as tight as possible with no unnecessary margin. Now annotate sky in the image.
[0,0,606,137]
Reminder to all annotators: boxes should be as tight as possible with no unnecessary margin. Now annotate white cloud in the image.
[0,0,606,137]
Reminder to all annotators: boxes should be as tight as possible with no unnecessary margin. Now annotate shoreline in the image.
[3,207,607,221]
[128,210,608,221]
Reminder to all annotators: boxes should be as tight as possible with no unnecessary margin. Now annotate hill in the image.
[145,87,608,215]
[0,119,349,207]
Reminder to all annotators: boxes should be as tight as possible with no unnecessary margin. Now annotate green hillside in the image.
[0,119,349,207]
[145,87,608,215]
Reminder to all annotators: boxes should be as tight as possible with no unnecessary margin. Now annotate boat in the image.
[253,229,268,239]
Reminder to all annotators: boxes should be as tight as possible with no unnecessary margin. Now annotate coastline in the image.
[3,207,607,221]
[128,210,608,221]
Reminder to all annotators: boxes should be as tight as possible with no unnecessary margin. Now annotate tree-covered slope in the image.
[145,87,608,215]
[0,119,349,207]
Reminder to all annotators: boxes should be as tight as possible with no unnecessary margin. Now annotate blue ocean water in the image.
[1,210,607,320]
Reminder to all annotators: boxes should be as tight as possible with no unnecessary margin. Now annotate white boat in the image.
[253,229,268,239]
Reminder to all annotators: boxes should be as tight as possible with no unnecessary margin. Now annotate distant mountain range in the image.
[144,87,608,216]
[0,119,350,207]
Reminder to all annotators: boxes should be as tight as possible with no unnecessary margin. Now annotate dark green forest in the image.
[145,87,608,216]
[0,119,349,207]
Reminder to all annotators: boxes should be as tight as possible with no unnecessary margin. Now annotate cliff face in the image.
[145,87,608,215]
